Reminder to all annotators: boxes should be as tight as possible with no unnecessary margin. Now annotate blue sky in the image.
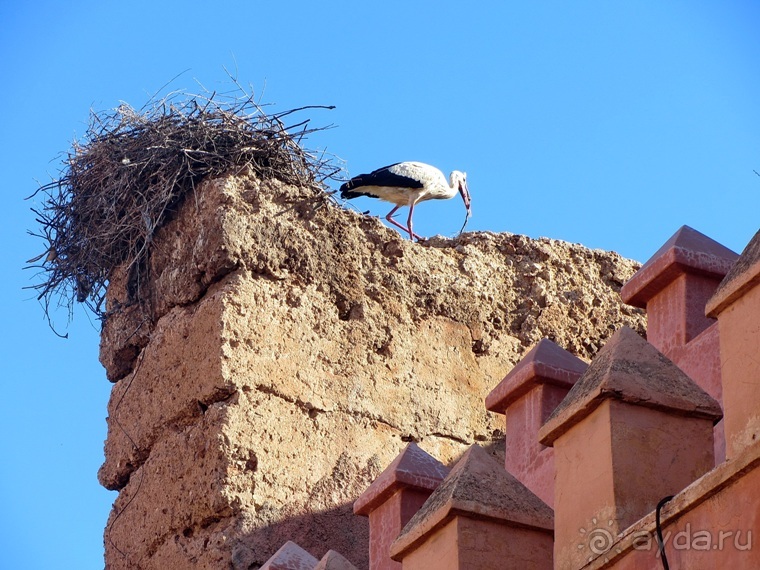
[2,2,759,568]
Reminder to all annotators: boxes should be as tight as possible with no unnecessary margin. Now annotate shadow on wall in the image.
[229,440,506,569]
[232,502,368,568]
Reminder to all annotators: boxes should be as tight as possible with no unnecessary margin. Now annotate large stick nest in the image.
[26,91,339,330]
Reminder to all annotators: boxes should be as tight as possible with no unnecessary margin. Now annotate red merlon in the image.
[620,225,738,354]
[390,444,553,569]
[353,443,450,516]
[485,339,587,413]
[485,338,587,506]
[622,225,738,308]
[354,442,449,570]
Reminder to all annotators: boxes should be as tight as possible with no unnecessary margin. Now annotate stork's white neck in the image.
[446,172,463,197]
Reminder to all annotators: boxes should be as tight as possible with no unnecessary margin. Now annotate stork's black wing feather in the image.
[340,163,424,200]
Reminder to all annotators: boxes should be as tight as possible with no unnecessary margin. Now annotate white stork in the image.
[339,161,471,241]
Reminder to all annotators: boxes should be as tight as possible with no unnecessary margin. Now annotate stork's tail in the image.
[339,179,371,200]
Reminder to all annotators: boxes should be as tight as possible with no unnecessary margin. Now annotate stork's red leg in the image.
[405,202,425,241]
[385,204,424,241]
[406,203,415,241]
[385,206,414,238]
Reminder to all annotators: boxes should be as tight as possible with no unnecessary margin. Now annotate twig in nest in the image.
[25,88,341,331]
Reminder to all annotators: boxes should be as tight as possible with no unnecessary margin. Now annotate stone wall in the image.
[98,171,645,569]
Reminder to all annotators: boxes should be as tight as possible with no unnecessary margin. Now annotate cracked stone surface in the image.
[99,170,646,569]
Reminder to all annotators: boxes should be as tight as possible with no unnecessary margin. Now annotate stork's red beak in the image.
[459,180,471,235]
[460,180,471,213]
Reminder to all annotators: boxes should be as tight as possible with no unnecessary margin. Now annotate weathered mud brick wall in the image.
[97,171,645,569]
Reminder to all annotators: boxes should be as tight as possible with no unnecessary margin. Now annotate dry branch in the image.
[26,90,339,328]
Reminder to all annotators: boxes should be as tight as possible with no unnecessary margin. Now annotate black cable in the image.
[656,495,675,570]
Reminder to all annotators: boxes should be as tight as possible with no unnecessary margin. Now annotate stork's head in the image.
[451,170,471,234]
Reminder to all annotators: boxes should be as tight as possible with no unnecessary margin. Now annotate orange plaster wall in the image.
[553,401,617,570]
[717,285,760,458]
[595,454,760,570]
[662,464,760,569]
[402,517,553,570]
[457,518,553,570]
[609,402,715,527]
[402,519,459,570]
[553,400,714,570]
